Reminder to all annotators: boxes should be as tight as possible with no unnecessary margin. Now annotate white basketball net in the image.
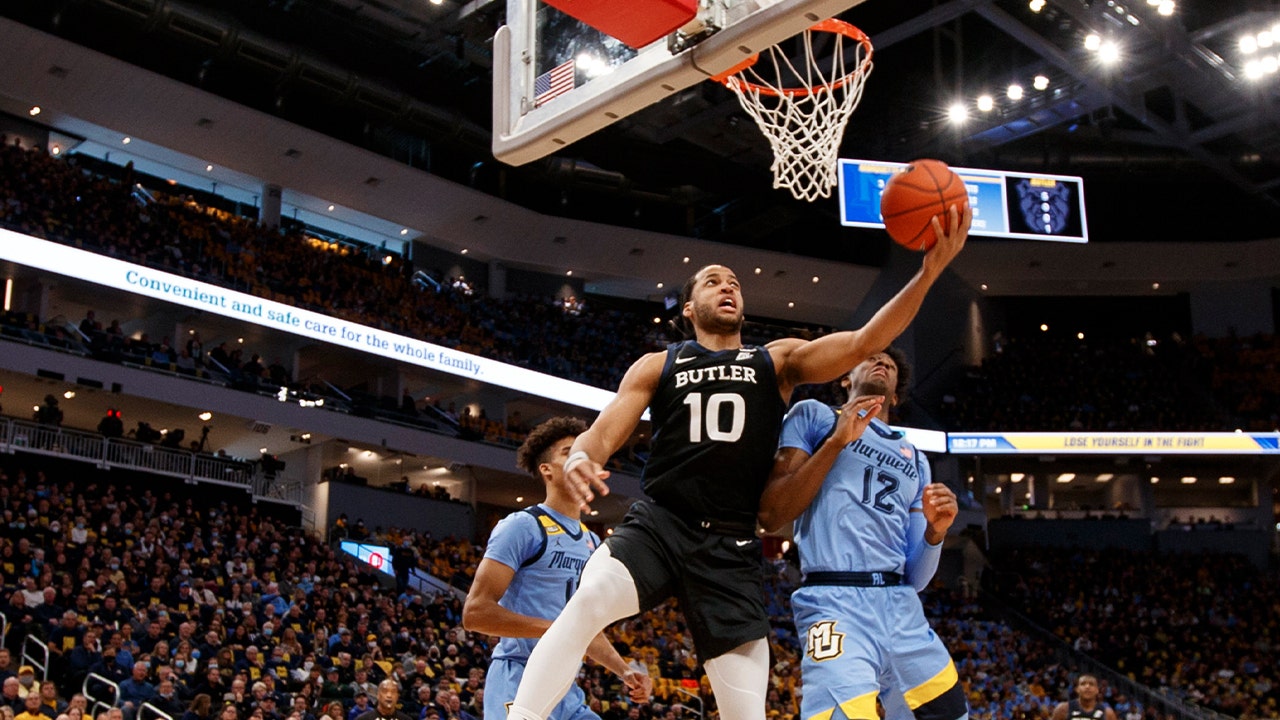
[718,22,873,202]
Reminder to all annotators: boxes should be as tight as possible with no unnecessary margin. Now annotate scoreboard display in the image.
[838,159,1089,243]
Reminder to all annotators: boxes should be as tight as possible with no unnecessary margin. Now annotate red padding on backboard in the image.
[540,0,698,49]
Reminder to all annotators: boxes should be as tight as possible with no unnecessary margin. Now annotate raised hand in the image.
[923,203,972,275]
[830,395,885,446]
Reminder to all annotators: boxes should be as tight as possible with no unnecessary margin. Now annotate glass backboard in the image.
[493,0,872,165]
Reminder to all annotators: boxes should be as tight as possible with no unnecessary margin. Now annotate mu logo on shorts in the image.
[806,620,845,662]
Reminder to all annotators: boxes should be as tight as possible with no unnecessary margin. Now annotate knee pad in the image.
[910,683,967,720]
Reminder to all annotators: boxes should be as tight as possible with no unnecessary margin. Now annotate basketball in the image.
[879,159,968,251]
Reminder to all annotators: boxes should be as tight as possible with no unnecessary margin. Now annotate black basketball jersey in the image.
[1068,701,1108,720]
[641,340,786,525]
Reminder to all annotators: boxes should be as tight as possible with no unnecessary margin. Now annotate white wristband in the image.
[564,451,591,474]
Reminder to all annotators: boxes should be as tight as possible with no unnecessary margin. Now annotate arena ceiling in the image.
[3,0,1280,259]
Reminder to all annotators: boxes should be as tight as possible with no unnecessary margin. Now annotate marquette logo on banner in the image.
[949,432,1280,455]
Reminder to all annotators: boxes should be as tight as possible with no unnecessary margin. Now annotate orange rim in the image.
[712,18,872,98]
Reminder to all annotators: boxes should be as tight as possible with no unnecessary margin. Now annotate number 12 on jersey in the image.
[683,392,745,442]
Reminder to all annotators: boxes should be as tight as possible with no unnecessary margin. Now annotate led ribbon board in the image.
[949,432,1280,455]
[0,230,621,414]
[838,159,1089,243]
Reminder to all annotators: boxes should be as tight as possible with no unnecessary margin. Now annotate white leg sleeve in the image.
[507,544,641,720]
[703,638,769,720]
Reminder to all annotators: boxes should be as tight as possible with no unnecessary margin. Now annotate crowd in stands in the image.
[0,455,655,720]
[937,334,1227,432]
[1190,333,1280,433]
[989,547,1279,718]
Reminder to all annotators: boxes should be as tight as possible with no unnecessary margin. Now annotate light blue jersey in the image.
[483,504,601,720]
[482,504,600,662]
[778,400,929,575]
[778,400,964,720]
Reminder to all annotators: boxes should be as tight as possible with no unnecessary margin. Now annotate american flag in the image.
[534,59,576,107]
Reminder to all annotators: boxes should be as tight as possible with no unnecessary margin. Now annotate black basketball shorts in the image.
[605,500,769,660]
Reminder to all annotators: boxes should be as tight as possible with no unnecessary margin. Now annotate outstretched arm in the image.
[770,204,971,395]
[561,351,665,512]
[759,395,883,533]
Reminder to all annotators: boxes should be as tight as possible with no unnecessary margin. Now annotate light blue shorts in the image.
[484,657,599,720]
[793,585,957,720]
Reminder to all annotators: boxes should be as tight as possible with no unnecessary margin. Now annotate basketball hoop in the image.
[712,18,873,202]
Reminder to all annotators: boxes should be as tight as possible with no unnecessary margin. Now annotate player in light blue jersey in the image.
[462,417,651,720]
[761,349,966,720]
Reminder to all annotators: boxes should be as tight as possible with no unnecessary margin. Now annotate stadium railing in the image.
[139,702,175,720]
[0,416,258,494]
[21,634,49,681]
[83,672,120,719]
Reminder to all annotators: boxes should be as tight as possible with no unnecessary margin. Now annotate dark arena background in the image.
[0,1,1278,720]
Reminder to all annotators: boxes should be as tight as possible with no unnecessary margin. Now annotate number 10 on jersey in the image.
[683,392,746,442]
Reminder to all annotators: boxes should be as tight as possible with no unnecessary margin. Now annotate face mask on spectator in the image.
[176,661,185,669]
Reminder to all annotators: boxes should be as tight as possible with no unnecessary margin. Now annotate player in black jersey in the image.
[506,205,971,720]
[1052,675,1117,720]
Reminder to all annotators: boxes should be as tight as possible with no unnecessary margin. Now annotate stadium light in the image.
[1241,35,1258,54]
[1084,33,1102,51]
[1007,84,1024,100]
[1157,0,1173,16]
[1033,75,1050,90]
[1099,41,1121,64]
[948,103,968,123]
[977,95,994,111]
